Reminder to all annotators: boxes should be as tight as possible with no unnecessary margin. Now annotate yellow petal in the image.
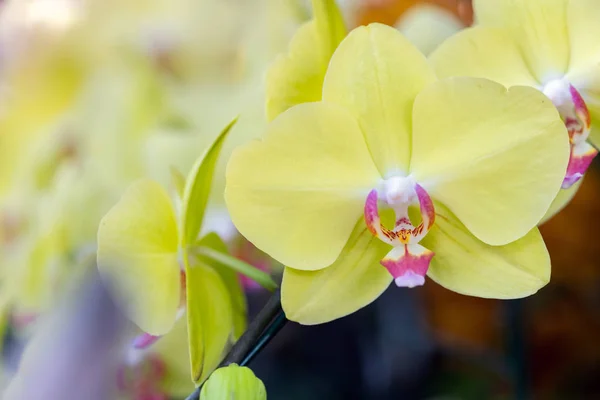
[265,0,346,121]
[200,364,266,400]
[473,0,569,82]
[422,202,550,298]
[312,0,346,64]
[197,233,248,341]
[565,0,600,76]
[226,102,380,271]
[541,179,582,223]
[186,262,233,385]
[430,26,539,87]
[566,0,600,146]
[410,78,569,246]
[590,116,600,149]
[154,317,194,398]
[281,221,391,325]
[322,23,436,175]
[181,117,237,247]
[97,179,180,336]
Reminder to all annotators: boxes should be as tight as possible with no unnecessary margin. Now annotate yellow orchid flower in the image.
[226,24,569,325]
[97,119,277,384]
[430,0,600,218]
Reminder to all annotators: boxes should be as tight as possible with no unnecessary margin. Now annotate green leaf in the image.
[187,261,234,385]
[200,364,266,400]
[197,246,278,292]
[181,117,238,248]
[197,233,248,341]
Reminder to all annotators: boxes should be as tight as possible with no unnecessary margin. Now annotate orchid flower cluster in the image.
[1,0,599,399]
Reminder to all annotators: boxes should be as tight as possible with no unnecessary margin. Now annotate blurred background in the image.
[1,0,599,399]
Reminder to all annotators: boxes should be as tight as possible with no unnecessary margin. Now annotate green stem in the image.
[185,289,286,400]
[196,246,278,291]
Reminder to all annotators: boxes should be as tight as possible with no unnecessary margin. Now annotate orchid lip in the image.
[364,176,435,287]
[543,79,598,188]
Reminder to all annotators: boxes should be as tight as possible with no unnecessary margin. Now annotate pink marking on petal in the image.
[132,333,161,349]
[380,243,433,288]
[364,189,395,244]
[562,142,598,188]
[569,84,591,136]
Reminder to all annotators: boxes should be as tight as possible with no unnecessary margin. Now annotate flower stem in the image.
[196,246,278,291]
[185,289,287,400]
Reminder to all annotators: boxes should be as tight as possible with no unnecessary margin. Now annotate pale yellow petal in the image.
[322,23,436,175]
[430,26,539,87]
[265,0,345,121]
[541,179,582,224]
[97,180,180,336]
[226,102,380,271]
[473,0,569,82]
[187,262,233,384]
[197,233,247,341]
[566,0,600,146]
[565,0,600,76]
[410,78,569,246]
[181,117,237,247]
[154,317,194,397]
[281,221,391,325]
[422,202,550,299]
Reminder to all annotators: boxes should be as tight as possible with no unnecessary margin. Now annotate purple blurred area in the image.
[3,271,128,400]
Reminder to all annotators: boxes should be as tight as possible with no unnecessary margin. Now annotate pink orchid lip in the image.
[364,181,436,287]
[561,85,598,189]
[544,81,597,189]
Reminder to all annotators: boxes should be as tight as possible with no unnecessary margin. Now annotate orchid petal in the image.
[265,0,346,121]
[422,202,550,299]
[97,179,180,336]
[226,102,380,271]
[153,317,194,398]
[410,78,569,246]
[181,117,237,247]
[187,262,233,385]
[430,26,538,87]
[381,244,433,288]
[322,23,435,176]
[542,178,582,224]
[473,0,569,82]
[196,233,247,341]
[281,221,391,325]
[564,0,600,78]
[567,0,600,148]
